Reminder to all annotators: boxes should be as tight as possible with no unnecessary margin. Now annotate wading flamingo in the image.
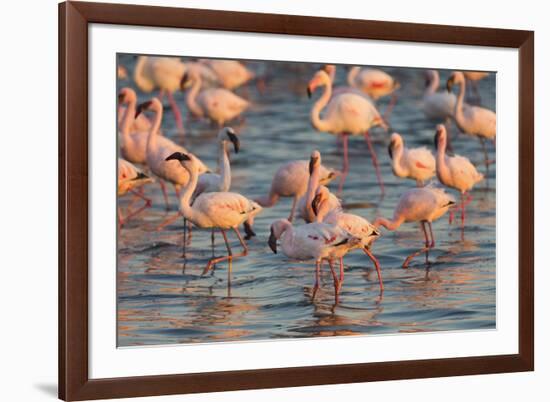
[312,186,382,292]
[374,186,455,268]
[118,88,153,164]
[135,98,209,210]
[434,124,484,226]
[134,56,187,134]
[268,219,361,303]
[255,158,339,222]
[296,151,341,223]
[181,69,249,127]
[165,152,261,277]
[118,87,154,136]
[118,158,153,228]
[447,71,496,171]
[307,69,388,193]
[200,59,255,90]
[388,133,436,186]
[423,70,457,122]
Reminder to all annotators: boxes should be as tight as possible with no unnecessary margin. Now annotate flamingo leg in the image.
[479,137,490,175]
[312,259,321,301]
[461,193,466,227]
[364,131,385,194]
[203,227,248,276]
[157,89,165,102]
[288,196,299,222]
[428,221,435,248]
[402,221,430,268]
[166,91,185,135]
[182,217,188,259]
[338,133,350,194]
[158,180,170,211]
[383,93,398,121]
[338,257,345,292]
[122,200,152,225]
[328,259,340,304]
[211,229,216,256]
[129,188,152,205]
[363,247,384,292]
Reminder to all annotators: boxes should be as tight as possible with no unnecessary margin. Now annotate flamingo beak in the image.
[227,131,240,153]
[306,85,312,98]
[388,140,394,159]
[165,152,190,162]
[311,193,322,216]
[117,93,124,104]
[434,131,441,149]
[180,73,189,90]
[446,77,454,92]
[268,228,277,254]
[308,156,319,175]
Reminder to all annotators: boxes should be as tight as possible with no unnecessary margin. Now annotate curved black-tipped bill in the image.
[268,228,277,254]
[387,142,394,159]
[180,73,189,90]
[165,152,190,162]
[446,77,453,93]
[309,156,319,175]
[307,87,312,98]
[311,193,322,216]
[227,131,240,153]
[433,131,440,150]
[135,100,152,118]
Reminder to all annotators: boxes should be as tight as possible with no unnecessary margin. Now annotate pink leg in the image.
[363,247,384,292]
[166,91,185,135]
[383,93,398,121]
[312,259,322,301]
[203,227,248,275]
[119,199,152,228]
[338,257,345,292]
[157,89,165,102]
[338,133,350,194]
[156,211,182,231]
[428,222,435,248]
[130,189,152,205]
[403,221,430,268]
[159,180,170,210]
[460,193,466,227]
[328,259,340,304]
[364,131,385,194]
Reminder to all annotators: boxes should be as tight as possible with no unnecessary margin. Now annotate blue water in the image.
[117,55,496,347]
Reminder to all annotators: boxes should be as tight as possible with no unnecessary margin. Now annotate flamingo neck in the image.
[391,146,408,177]
[436,139,451,182]
[179,165,201,223]
[347,67,360,87]
[218,141,231,192]
[119,100,134,144]
[453,78,466,126]
[310,82,332,132]
[303,166,321,221]
[315,199,337,222]
[146,106,163,152]
[374,216,404,231]
[425,72,439,95]
[186,76,204,117]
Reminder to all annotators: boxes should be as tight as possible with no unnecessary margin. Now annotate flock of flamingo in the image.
[117,56,496,304]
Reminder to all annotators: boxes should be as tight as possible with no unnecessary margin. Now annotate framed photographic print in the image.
[59,1,534,400]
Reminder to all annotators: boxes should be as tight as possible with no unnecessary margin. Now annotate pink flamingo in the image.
[118,158,153,228]
[447,71,496,171]
[269,218,361,303]
[181,69,249,128]
[434,124,484,227]
[134,56,186,134]
[374,186,455,268]
[135,98,209,211]
[423,70,456,122]
[165,152,262,278]
[312,186,382,292]
[307,69,388,193]
[199,59,255,90]
[255,158,339,222]
[388,133,436,186]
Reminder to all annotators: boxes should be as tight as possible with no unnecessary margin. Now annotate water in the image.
[117,55,496,347]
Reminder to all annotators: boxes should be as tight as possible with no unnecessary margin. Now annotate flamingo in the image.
[268,218,361,303]
[446,71,496,171]
[135,98,209,210]
[117,87,153,164]
[423,70,456,121]
[295,150,341,223]
[117,87,154,135]
[181,69,249,127]
[347,66,399,100]
[322,65,371,100]
[199,59,255,90]
[388,132,436,186]
[434,124,484,226]
[311,186,383,292]
[118,158,153,228]
[374,186,455,268]
[165,152,262,277]
[134,56,186,134]
[307,69,388,193]
[255,158,339,222]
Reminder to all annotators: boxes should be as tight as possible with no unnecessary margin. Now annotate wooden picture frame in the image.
[59,1,534,400]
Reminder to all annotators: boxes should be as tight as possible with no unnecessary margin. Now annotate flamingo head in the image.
[307,70,330,98]
[373,115,390,132]
[322,64,336,81]
[309,150,321,175]
[388,133,403,159]
[218,127,240,153]
[164,151,199,173]
[135,98,161,118]
[434,124,447,150]
[311,186,330,216]
[446,71,464,92]
[179,70,196,90]
[117,87,136,105]
[268,219,291,254]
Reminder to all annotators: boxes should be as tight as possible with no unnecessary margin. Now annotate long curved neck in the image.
[453,79,466,125]
[133,57,151,92]
[304,165,321,221]
[374,215,404,231]
[347,66,360,87]
[218,141,231,191]
[146,107,163,152]
[425,73,439,95]
[120,100,135,141]
[436,139,451,182]
[310,83,332,132]
[179,166,201,222]
[315,198,335,222]
[391,146,408,177]
[186,76,203,117]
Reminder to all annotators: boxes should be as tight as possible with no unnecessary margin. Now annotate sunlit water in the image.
[117,55,496,347]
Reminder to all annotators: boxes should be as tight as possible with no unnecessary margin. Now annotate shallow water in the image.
[117,55,496,347]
